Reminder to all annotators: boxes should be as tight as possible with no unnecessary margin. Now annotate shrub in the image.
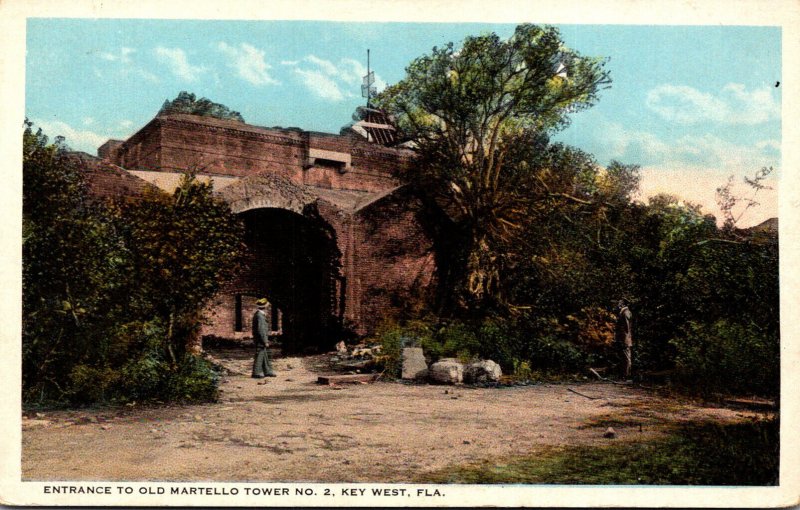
[512,359,532,381]
[374,319,434,379]
[68,364,119,404]
[164,355,220,403]
[670,320,779,396]
[527,333,589,372]
[565,306,615,349]
[430,321,482,362]
[476,318,530,372]
[118,352,168,402]
[376,325,404,379]
[22,122,240,405]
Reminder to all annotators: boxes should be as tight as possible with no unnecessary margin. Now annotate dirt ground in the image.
[22,347,764,482]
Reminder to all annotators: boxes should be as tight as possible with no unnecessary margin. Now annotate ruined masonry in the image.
[88,110,435,351]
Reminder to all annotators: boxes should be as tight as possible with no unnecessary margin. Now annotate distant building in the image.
[85,109,435,351]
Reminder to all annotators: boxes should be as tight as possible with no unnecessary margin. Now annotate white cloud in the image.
[216,42,277,86]
[99,47,135,64]
[305,55,339,77]
[598,122,671,162]
[33,119,109,154]
[127,68,160,84]
[294,69,344,101]
[646,83,780,125]
[154,47,207,82]
[598,121,779,171]
[595,120,779,226]
[756,139,781,153]
[95,47,159,84]
[670,133,779,170]
[282,54,386,102]
[337,57,387,89]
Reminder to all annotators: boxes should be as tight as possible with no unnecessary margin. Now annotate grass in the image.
[419,417,779,485]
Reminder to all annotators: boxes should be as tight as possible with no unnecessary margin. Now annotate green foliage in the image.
[511,359,532,381]
[374,320,435,379]
[119,352,168,402]
[23,120,130,401]
[116,172,245,362]
[374,321,405,379]
[375,24,777,397]
[68,364,119,403]
[422,322,482,363]
[164,355,220,403]
[376,24,611,309]
[421,418,778,485]
[159,91,245,122]
[477,316,590,373]
[374,25,779,397]
[22,121,241,404]
[671,320,779,397]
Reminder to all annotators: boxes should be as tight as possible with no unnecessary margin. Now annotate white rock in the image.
[464,360,503,383]
[429,359,464,384]
[401,347,428,380]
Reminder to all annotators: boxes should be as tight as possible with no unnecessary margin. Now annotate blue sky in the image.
[26,20,781,226]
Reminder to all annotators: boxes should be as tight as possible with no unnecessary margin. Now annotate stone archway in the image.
[211,173,344,352]
[216,173,318,216]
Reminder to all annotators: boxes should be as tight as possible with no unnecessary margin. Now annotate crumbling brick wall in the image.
[101,112,433,342]
[352,187,436,335]
[110,114,413,194]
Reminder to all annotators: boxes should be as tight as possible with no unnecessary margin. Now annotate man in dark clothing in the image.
[614,298,633,380]
[252,297,277,378]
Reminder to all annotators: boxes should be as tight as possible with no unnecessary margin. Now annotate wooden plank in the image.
[723,397,777,411]
[317,373,379,385]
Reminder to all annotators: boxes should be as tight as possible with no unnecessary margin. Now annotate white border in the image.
[1,0,798,507]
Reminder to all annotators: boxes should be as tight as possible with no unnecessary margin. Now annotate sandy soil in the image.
[22,347,763,482]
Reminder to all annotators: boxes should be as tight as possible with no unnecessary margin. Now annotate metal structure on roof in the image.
[342,49,399,146]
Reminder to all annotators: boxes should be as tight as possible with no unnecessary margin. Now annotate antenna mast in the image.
[361,49,376,108]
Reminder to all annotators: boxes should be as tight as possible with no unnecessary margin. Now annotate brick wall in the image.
[66,152,160,200]
[104,112,434,342]
[111,114,413,194]
[352,187,436,335]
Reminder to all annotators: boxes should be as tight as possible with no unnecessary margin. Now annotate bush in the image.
[68,364,119,403]
[22,122,241,405]
[164,355,220,403]
[375,322,404,379]
[671,320,779,396]
[118,352,168,402]
[475,318,535,372]
[374,320,434,379]
[527,333,590,372]
[478,315,592,373]
[423,321,481,363]
[511,359,532,381]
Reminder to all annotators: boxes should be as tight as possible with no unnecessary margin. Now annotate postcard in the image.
[2,0,798,506]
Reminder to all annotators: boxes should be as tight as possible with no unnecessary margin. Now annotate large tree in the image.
[375,24,611,311]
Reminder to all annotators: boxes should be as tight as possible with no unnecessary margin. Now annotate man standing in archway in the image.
[252,298,277,379]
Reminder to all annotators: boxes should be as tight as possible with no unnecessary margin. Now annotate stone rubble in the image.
[463,360,503,383]
[401,347,428,380]
[429,358,464,384]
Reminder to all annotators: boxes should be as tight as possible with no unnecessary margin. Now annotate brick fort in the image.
[84,99,435,352]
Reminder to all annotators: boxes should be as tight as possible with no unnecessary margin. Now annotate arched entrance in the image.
[237,206,342,352]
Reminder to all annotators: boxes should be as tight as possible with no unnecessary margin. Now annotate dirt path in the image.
[22,348,762,482]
